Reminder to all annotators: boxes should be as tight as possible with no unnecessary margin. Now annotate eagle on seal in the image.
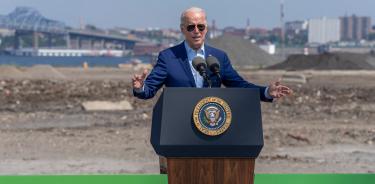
[204,106,221,127]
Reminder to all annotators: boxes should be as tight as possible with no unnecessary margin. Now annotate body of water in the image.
[0,55,153,67]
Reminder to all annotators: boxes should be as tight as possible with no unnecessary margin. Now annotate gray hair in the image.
[180,7,206,26]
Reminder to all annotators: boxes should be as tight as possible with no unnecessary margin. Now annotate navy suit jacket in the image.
[133,42,272,102]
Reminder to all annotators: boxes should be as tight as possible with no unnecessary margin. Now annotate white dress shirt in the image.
[184,41,204,88]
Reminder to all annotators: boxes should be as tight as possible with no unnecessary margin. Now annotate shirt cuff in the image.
[133,85,145,93]
[264,86,273,100]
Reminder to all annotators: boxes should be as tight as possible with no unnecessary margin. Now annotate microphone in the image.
[192,56,211,87]
[206,55,222,85]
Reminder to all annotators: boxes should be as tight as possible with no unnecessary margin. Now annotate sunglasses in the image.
[186,24,206,32]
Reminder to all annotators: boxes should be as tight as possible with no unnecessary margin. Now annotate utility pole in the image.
[280,0,285,59]
[246,18,251,38]
[211,19,217,38]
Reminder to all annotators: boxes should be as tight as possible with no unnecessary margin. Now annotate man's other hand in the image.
[268,79,293,99]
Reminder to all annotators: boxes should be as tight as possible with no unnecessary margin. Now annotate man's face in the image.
[180,11,208,50]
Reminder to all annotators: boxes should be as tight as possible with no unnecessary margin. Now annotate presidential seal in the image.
[193,97,232,136]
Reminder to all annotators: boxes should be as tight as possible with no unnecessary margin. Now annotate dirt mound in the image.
[207,35,280,68]
[268,53,375,70]
[26,65,66,79]
[0,66,28,78]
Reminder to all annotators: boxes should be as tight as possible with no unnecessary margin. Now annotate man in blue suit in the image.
[133,7,292,101]
[133,7,292,173]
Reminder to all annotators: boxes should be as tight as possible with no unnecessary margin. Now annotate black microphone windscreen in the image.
[206,55,220,72]
[192,56,206,71]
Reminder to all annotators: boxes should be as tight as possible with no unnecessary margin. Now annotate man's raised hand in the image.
[132,69,148,90]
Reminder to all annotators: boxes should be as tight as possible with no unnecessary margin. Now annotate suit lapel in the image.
[203,46,209,88]
[204,44,211,59]
[177,42,196,87]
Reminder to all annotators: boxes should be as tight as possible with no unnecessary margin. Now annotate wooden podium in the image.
[167,158,255,184]
[151,88,263,184]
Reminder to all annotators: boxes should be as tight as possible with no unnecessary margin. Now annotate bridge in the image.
[0,7,139,50]
[67,29,138,50]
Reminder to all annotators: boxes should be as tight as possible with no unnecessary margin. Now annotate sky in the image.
[1,0,375,29]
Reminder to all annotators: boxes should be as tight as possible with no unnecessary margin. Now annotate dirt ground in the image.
[0,67,374,174]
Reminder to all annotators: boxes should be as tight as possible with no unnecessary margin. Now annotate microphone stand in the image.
[202,74,212,88]
[206,77,212,88]
[215,73,221,88]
